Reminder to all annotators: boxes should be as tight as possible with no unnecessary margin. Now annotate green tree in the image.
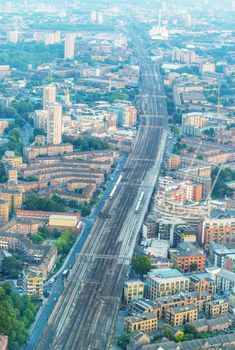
[175,330,184,342]
[116,332,131,349]
[0,162,7,183]
[1,257,22,279]
[170,125,180,134]
[164,329,174,341]
[24,194,66,212]
[190,263,198,272]
[0,286,39,348]
[132,256,152,276]
[55,229,75,255]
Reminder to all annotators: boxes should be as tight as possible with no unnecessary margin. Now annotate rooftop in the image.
[171,304,197,314]
[148,268,183,279]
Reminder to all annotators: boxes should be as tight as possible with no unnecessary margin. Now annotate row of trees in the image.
[24,194,66,212]
[212,167,235,199]
[0,42,64,70]
[0,283,40,349]
[55,229,76,255]
[63,135,109,152]
[1,257,22,279]
[0,100,36,157]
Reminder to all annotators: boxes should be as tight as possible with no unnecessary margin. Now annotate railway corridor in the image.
[36,38,168,350]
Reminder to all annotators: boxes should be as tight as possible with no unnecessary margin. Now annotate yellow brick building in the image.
[0,199,9,224]
[124,280,144,304]
[124,312,157,333]
[206,299,228,317]
[166,304,198,326]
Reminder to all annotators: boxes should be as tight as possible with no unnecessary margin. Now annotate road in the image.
[35,36,168,350]
[20,122,33,145]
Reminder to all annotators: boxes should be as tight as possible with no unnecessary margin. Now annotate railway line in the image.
[36,35,168,350]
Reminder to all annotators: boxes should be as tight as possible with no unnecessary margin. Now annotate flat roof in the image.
[49,215,78,221]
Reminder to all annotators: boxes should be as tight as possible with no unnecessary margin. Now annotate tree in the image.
[170,125,180,134]
[55,229,75,255]
[175,330,184,342]
[190,263,198,272]
[0,162,7,183]
[24,194,66,212]
[116,332,131,349]
[164,329,174,341]
[33,128,46,137]
[1,257,22,279]
[0,285,40,348]
[132,256,152,276]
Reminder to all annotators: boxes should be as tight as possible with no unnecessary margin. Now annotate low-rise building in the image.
[205,299,229,317]
[124,280,144,304]
[189,274,215,295]
[190,313,233,333]
[124,312,158,333]
[147,268,190,299]
[171,250,206,273]
[0,199,9,224]
[22,267,43,298]
[199,218,235,249]
[166,304,198,326]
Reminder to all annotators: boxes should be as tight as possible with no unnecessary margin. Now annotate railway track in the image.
[36,36,168,350]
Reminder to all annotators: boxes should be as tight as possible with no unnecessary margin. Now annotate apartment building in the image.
[47,103,62,145]
[147,268,190,299]
[205,299,229,317]
[171,250,206,273]
[64,33,76,60]
[167,154,181,170]
[199,218,235,249]
[142,220,158,239]
[189,274,215,295]
[43,85,56,110]
[0,189,23,211]
[216,269,235,292]
[0,200,9,224]
[124,280,144,304]
[22,267,43,298]
[0,232,57,279]
[124,313,158,333]
[23,143,73,162]
[33,110,48,130]
[166,304,198,326]
[2,152,24,168]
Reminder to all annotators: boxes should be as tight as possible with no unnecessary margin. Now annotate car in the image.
[49,278,55,284]
[120,306,126,311]
[53,297,57,302]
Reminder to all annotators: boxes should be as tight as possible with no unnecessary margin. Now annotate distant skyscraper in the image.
[47,103,62,145]
[64,89,71,107]
[43,85,56,110]
[91,11,97,22]
[158,10,162,27]
[185,14,192,27]
[7,30,19,44]
[64,33,75,60]
[44,32,61,45]
[232,0,235,11]
[54,31,61,44]
[97,12,104,24]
